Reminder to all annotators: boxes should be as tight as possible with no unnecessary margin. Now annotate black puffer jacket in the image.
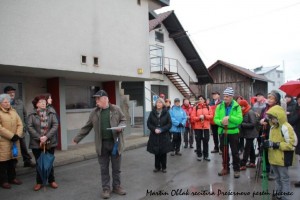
[240,109,259,139]
[290,103,300,155]
[286,100,296,124]
[147,107,172,155]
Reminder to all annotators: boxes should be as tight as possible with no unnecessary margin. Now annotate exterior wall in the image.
[149,24,197,82]
[148,24,197,109]
[264,70,285,95]
[199,65,268,102]
[0,0,150,79]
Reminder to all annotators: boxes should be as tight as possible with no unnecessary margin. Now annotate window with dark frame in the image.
[81,55,87,64]
[94,57,99,66]
[155,31,164,43]
[65,85,100,109]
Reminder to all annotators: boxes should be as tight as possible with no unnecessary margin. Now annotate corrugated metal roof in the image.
[209,60,269,82]
[149,10,213,84]
[252,66,280,75]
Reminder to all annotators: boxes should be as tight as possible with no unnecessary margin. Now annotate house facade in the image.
[253,66,285,95]
[121,10,212,134]
[194,60,269,102]
[0,0,170,150]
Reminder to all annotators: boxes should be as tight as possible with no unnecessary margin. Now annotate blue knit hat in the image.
[223,87,234,96]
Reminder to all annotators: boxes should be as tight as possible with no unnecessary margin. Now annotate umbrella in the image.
[279,80,300,97]
[37,144,55,187]
[112,137,119,156]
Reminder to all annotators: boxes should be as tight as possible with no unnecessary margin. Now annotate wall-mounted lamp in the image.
[137,68,143,74]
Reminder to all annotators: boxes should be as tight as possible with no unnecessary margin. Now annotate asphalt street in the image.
[1,142,300,200]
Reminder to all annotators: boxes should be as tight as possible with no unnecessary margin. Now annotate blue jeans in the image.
[271,165,291,200]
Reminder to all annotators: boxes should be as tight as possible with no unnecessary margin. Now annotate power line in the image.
[189,1,300,35]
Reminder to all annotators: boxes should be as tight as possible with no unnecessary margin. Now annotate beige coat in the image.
[0,106,23,161]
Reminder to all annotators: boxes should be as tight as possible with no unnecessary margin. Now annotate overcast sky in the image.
[157,0,300,81]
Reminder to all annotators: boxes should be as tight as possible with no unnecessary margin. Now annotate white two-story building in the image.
[0,0,170,150]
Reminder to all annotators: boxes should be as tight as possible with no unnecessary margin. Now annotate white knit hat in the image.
[223,87,234,96]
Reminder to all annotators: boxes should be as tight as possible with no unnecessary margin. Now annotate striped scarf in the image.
[37,109,48,136]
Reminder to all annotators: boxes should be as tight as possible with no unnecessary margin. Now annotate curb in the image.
[16,138,148,176]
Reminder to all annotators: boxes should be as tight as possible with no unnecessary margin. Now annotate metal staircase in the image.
[150,55,196,98]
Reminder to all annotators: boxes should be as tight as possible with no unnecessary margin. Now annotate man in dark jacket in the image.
[290,94,300,187]
[73,90,127,199]
[4,86,35,168]
[285,94,296,124]
[210,91,222,153]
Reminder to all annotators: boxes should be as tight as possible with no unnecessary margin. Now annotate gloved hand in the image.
[11,134,20,142]
[178,123,184,127]
[263,140,280,149]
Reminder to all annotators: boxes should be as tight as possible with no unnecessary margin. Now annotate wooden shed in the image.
[192,60,269,102]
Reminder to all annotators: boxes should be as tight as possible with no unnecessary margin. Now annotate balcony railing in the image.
[150,56,196,84]
[150,56,197,97]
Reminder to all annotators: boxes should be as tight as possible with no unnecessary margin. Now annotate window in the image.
[94,57,99,66]
[277,73,280,78]
[155,31,164,43]
[81,55,87,64]
[65,85,100,109]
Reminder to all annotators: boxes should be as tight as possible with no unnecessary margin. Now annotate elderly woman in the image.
[27,94,59,191]
[147,98,172,173]
[0,94,23,189]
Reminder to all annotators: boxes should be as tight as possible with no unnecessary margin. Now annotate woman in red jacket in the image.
[191,95,213,161]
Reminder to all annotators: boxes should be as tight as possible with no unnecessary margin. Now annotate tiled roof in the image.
[209,60,269,82]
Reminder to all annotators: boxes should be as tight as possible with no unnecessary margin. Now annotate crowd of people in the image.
[1,85,300,200]
[146,87,300,200]
[0,86,59,191]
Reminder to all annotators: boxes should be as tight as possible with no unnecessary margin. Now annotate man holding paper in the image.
[73,90,127,199]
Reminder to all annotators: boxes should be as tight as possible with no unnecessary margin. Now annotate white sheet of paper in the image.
[106,126,126,130]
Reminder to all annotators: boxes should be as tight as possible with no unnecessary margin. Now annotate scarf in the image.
[37,108,48,136]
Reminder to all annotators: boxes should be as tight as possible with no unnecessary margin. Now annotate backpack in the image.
[280,125,298,167]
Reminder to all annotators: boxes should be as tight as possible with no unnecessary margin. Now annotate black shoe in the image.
[295,181,300,187]
[190,145,194,148]
[153,169,160,173]
[24,161,36,168]
[204,157,211,161]
[211,149,219,153]
[162,169,167,173]
[184,144,188,148]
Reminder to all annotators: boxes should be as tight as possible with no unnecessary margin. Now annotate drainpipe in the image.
[205,84,208,98]
[251,79,255,100]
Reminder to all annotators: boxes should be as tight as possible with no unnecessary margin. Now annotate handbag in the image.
[12,142,18,157]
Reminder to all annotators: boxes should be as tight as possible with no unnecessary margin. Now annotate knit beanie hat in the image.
[269,90,281,105]
[223,87,234,96]
[156,98,166,106]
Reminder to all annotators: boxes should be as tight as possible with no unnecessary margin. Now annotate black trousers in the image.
[172,133,181,152]
[184,127,194,146]
[219,133,240,171]
[194,129,210,157]
[241,138,256,166]
[211,125,219,151]
[32,147,55,184]
[155,153,167,170]
[0,159,17,184]
[20,136,33,163]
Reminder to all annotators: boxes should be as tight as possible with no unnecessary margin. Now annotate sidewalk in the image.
[16,134,149,176]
